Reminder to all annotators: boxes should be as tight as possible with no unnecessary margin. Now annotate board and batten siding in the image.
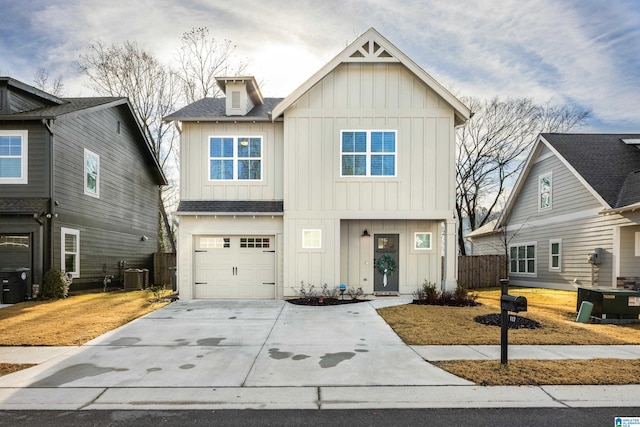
[180,121,283,201]
[52,105,160,284]
[283,63,455,219]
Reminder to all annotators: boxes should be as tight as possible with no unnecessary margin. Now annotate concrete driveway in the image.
[0,300,470,389]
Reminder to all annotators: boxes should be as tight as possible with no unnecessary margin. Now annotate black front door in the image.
[374,234,399,293]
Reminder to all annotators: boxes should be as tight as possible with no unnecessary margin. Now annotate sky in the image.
[1,0,639,132]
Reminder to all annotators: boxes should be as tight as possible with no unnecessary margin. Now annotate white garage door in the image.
[193,235,276,299]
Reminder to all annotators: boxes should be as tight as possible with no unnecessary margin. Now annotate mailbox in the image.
[501,294,527,312]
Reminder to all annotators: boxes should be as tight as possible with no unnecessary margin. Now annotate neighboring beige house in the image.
[467,133,640,290]
[165,28,470,300]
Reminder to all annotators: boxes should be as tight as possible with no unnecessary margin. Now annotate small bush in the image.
[413,280,479,307]
[41,268,71,299]
[345,286,366,300]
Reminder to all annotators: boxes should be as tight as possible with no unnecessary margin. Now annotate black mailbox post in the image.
[501,295,528,313]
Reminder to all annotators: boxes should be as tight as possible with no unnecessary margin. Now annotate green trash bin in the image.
[576,301,594,323]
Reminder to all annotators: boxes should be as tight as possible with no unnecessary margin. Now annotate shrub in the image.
[41,268,71,299]
[413,280,439,304]
[345,286,366,300]
[413,280,479,307]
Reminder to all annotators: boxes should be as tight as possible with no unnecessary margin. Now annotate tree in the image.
[33,67,64,96]
[456,96,590,255]
[78,40,180,252]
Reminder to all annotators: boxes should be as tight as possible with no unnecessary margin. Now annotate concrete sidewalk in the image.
[0,299,639,410]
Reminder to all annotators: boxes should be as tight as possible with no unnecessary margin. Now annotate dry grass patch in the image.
[0,363,36,377]
[0,290,170,346]
[378,287,640,345]
[433,359,640,386]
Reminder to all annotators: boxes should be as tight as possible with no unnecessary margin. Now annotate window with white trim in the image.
[539,172,552,211]
[209,136,262,180]
[302,229,321,249]
[0,130,28,184]
[414,232,432,250]
[509,243,536,275]
[341,130,396,176]
[84,149,100,197]
[61,228,80,278]
[549,239,562,271]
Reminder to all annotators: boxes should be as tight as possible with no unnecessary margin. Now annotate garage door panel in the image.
[194,236,275,299]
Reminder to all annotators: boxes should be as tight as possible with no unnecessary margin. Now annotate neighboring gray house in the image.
[467,133,640,290]
[165,28,470,300]
[0,77,167,297]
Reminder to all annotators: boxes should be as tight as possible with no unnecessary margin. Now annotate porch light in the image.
[362,229,371,237]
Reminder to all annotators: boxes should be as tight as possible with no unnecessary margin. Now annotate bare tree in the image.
[33,67,65,96]
[456,96,590,255]
[175,27,248,103]
[78,40,180,252]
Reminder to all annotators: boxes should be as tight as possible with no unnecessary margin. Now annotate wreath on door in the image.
[377,255,397,276]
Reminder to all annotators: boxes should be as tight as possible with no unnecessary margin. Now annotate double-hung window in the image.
[509,243,536,275]
[549,239,562,271]
[0,130,28,184]
[209,136,262,180]
[61,228,80,278]
[84,149,100,198]
[341,131,396,176]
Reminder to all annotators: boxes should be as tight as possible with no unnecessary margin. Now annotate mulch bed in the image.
[474,313,542,329]
[287,298,368,306]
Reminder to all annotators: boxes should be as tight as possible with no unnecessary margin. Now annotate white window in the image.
[302,229,322,249]
[539,172,552,211]
[61,228,80,278]
[84,149,100,198]
[0,130,28,184]
[635,232,640,257]
[341,130,396,176]
[199,237,230,249]
[209,136,262,180]
[549,239,562,271]
[509,243,536,275]
[231,91,241,109]
[414,232,432,250]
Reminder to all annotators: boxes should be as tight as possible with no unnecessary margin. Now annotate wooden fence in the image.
[154,252,176,288]
[457,255,507,289]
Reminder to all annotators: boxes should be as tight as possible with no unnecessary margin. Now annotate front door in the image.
[374,234,399,294]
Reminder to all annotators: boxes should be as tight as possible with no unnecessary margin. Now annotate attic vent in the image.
[349,40,396,61]
[231,91,241,109]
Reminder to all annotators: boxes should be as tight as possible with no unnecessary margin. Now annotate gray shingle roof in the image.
[164,98,283,121]
[5,97,125,119]
[177,200,284,214]
[542,133,640,208]
[0,198,49,214]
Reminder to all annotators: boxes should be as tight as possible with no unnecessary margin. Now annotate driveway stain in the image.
[180,364,195,369]
[146,367,162,373]
[229,316,237,319]
[30,364,128,387]
[174,339,190,346]
[292,354,311,360]
[109,337,141,346]
[196,338,226,346]
[268,348,293,359]
[319,352,355,368]
[355,349,369,353]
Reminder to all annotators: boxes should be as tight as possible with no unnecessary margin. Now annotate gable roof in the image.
[164,97,283,122]
[271,28,470,126]
[495,133,640,230]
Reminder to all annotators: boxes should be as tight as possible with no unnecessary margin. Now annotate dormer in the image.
[215,76,264,116]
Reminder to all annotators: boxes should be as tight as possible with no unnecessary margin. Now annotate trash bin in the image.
[0,268,30,304]
[576,301,594,323]
[169,267,177,292]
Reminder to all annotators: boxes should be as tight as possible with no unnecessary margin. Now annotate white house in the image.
[165,28,470,300]
[467,133,640,290]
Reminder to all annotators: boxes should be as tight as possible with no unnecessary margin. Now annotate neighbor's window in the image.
[539,172,552,211]
[209,136,262,180]
[414,232,432,250]
[61,227,80,278]
[84,149,100,198]
[510,243,536,275]
[549,239,562,271]
[0,130,28,184]
[341,130,396,176]
[302,229,321,249]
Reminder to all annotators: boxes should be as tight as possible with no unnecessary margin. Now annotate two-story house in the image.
[165,28,470,300]
[467,133,640,290]
[0,77,167,299]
